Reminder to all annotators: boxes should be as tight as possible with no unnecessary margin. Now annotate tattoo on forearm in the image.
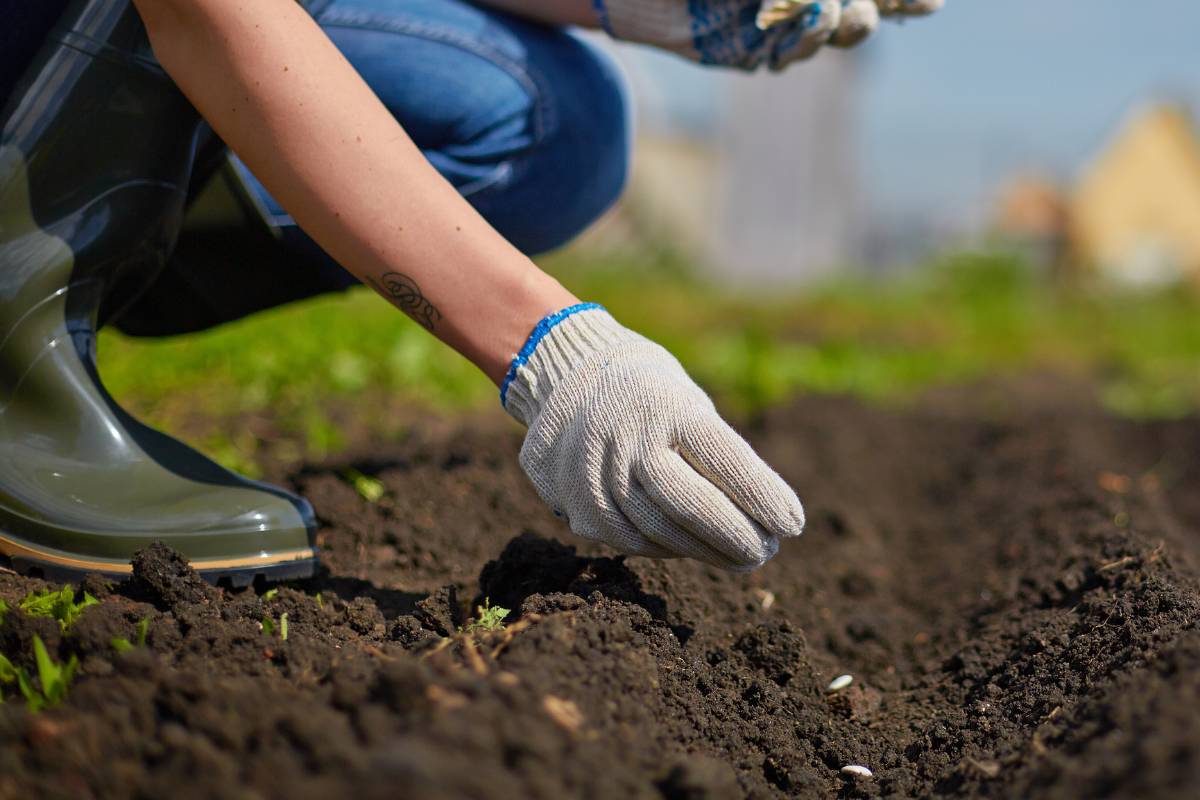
[369,272,442,331]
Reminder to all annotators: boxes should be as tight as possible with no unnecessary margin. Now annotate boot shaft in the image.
[0,1,319,585]
[1,0,204,332]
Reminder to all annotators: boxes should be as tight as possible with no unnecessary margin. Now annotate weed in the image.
[462,599,510,634]
[0,637,77,711]
[18,586,98,631]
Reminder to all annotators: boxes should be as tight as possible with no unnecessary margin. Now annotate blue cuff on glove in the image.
[500,302,605,406]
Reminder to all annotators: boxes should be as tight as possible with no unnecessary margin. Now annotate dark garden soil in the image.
[2,382,1199,799]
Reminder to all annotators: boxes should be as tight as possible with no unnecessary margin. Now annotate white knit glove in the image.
[502,304,805,571]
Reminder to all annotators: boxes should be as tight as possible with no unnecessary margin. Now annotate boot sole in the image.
[0,531,318,588]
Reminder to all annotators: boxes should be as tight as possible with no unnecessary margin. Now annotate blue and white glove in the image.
[594,0,943,70]
[502,304,805,571]
[595,0,841,71]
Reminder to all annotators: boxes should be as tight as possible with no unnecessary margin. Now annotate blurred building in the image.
[989,104,1200,289]
[1071,105,1200,287]
[991,175,1070,272]
[589,43,866,285]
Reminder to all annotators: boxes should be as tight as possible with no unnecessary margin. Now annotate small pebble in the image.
[841,765,873,779]
[827,674,854,692]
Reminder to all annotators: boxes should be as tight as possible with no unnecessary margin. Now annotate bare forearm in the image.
[132,0,577,384]
[472,0,599,27]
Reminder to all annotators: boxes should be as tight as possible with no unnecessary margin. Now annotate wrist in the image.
[500,304,635,426]
[458,264,577,387]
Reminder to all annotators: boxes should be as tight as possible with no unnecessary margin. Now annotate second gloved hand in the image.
[502,304,805,571]
[595,0,944,70]
[595,0,842,71]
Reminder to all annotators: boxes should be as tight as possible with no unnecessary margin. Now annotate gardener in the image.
[0,0,940,583]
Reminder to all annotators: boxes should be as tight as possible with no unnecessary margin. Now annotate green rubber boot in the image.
[0,0,318,586]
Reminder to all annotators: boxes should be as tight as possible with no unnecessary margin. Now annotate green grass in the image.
[97,248,1200,470]
[554,249,1200,418]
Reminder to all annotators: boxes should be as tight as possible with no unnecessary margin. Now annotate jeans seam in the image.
[314,11,553,147]
[454,161,514,199]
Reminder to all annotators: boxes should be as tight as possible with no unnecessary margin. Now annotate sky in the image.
[861,0,1200,225]
[609,0,1200,230]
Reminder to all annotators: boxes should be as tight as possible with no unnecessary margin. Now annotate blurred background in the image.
[99,0,1200,475]
[596,0,1200,283]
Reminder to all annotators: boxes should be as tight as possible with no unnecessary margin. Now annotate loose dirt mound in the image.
[2,386,1198,799]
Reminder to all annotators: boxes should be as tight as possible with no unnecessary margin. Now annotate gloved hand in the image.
[594,0,943,71]
[595,0,841,71]
[502,304,805,571]
[764,0,944,45]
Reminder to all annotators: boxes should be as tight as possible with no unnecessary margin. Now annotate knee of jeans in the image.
[500,36,632,254]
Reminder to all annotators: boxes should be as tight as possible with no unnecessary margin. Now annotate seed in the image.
[841,765,873,778]
[827,674,854,692]
[753,589,776,610]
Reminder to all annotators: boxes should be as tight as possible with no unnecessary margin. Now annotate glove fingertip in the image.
[721,534,781,573]
[879,0,943,17]
[911,0,944,14]
[781,503,806,539]
[830,0,879,47]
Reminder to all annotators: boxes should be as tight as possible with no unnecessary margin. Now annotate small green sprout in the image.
[0,598,9,623]
[462,599,511,634]
[261,612,289,641]
[315,592,324,610]
[29,636,76,711]
[0,637,77,711]
[111,616,151,654]
[18,586,98,631]
[262,588,279,602]
[343,468,385,503]
[0,652,17,702]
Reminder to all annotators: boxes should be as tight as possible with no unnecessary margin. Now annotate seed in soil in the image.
[753,589,776,610]
[827,674,854,692]
[841,765,873,778]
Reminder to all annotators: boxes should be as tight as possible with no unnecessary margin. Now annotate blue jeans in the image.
[240,0,629,275]
[114,0,631,336]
